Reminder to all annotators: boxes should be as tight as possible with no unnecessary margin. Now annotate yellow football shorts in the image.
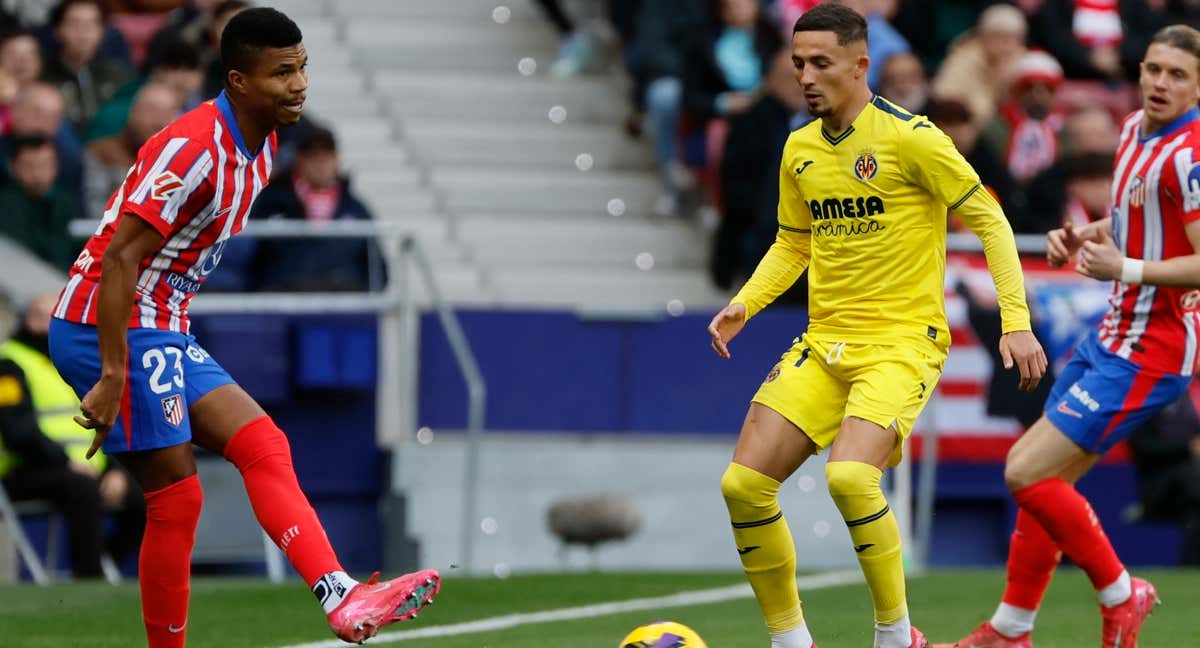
[751,334,946,466]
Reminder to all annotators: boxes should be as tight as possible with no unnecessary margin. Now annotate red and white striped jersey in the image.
[1097,107,1200,376]
[55,91,276,334]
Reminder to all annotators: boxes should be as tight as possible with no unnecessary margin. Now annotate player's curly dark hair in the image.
[220,7,302,77]
[793,3,868,47]
[1150,24,1200,76]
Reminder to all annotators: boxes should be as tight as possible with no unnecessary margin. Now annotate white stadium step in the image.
[430,168,659,215]
[376,73,627,124]
[403,118,651,170]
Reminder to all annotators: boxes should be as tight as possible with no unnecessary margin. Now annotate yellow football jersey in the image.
[733,95,1030,347]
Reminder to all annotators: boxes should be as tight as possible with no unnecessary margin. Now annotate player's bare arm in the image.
[75,215,163,457]
[1078,218,1200,287]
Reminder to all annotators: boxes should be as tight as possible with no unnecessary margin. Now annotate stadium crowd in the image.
[559,0,1200,291]
[0,0,379,292]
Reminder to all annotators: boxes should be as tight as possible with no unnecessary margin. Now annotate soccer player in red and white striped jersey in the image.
[48,9,438,646]
[936,25,1200,648]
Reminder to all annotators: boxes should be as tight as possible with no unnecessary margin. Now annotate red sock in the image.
[223,416,342,586]
[140,474,202,648]
[1013,478,1124,590]
[1002,508,1061,610]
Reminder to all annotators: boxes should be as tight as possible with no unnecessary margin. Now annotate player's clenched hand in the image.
[1046,221,1081,268]
[708,302,747,359]
[75,375,124,459]
[1075,231,1124,281]
[999,330,1048,392]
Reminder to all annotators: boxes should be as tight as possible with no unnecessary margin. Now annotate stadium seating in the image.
[284,0,728,312]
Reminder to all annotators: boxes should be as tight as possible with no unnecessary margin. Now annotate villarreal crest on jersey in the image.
[779,96,996,348]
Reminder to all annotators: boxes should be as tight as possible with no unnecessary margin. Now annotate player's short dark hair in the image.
[1150,24,1200,75]
[49,0,104,29]
[220,7,302,77]
[793,3,868,47]
[152,36,201,71]
[9,133,55,159]
[298,127,337,154]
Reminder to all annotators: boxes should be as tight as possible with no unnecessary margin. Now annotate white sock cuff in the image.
[770,620,814,648]
[1098,570,1132,607]
[991,602,1037,637]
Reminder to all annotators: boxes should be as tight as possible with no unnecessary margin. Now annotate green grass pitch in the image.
[1,569,1197,647]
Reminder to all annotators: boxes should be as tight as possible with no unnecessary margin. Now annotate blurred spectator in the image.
[3,82,84,206]
[928,99,1014,221]
[1019,106,1119,233]
[41,0,134,136]
[1060,152,1115,228]
[83,81,178,216]
[711,49,805,290]
[1029,0,1163,81]
[628,0,712,213]
[0,134,79,270]
[1128,391,1200,565]
[0,31,44,112]
[102,0,184,68]
[0,292,145,579]
[879,52,930,114]
[933,3,1027,131]
[955,279,1054,430]
[834,0,911,91]
[983,50,1065,186]
[535,0,593,79]
[681,0,784,216]
[244,128,385,293]
[146,0,245,99]
[86,35,201,141]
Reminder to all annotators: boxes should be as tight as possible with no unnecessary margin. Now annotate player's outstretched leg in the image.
[722,462,816,648]
[932,503,1059,648]
[826,460,926,648]
[222,415,440,642]
[1005,419,1159,648]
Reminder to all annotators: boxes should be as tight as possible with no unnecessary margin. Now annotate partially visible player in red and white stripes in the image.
[936,24,1200,648]
[1097,108,1200,375]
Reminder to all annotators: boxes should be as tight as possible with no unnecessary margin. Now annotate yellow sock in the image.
[721,462,803,633]
[825,460,907,624]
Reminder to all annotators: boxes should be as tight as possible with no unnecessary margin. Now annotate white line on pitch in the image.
[275,570,862,648]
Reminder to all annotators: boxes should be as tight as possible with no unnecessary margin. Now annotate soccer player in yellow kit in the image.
[707,5,1048,648]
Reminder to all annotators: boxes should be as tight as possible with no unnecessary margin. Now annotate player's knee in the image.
[144,474,203,523]
[824,461,882,500]
[223,415,292,470]
[1004,460,1038,492]
[720,462,779,508]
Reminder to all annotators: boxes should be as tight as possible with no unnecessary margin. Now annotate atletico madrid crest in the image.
[853,151,878,181]
[1129,175,1146,207]
[161,394,184,427]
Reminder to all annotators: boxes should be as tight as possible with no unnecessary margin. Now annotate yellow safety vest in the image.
[0,340,105,476]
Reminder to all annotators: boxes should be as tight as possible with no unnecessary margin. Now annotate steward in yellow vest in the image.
[0,295,144,578]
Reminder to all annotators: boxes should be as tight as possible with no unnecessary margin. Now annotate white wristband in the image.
[1121,258,1145,284]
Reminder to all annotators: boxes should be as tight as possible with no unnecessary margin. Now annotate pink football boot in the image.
[327,569,441,643]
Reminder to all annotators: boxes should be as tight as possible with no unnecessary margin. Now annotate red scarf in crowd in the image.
[293,173,341,222]
[1073,0,1122,47]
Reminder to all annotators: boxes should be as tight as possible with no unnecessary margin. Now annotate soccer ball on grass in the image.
[619,621,708,647]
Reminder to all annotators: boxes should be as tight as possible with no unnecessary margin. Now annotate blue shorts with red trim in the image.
[48,318,235,454]
[1044,331,1191,455]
